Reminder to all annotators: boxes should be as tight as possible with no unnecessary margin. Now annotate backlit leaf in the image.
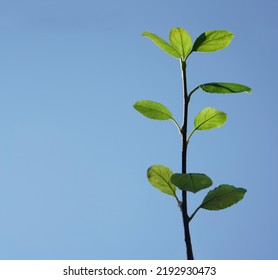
[133,100,173,120]
[193,30,234,52]
[142,31,181,58]
[169,27,192,60]
[201,184,246,210]
[171,173,213,193]
[147,165,176,197]
[194,107,227,130]
[200,83,252,94]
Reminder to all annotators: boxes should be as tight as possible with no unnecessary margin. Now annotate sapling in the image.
[133,27,251,260]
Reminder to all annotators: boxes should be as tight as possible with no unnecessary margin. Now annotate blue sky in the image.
[0,0,277,260]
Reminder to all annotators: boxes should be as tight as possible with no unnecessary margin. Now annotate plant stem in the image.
[180,59,194,260]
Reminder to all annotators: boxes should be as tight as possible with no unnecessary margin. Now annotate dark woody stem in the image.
[180,59,194,260]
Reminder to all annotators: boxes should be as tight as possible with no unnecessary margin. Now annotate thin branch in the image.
[170,118,182,133]
[187,128,196,144]
[189,206,201,222]
[188,85,200,101]
[180,59,194,260]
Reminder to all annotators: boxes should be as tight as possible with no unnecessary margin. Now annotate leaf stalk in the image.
[188,85,200,101]
[189,206,201,222]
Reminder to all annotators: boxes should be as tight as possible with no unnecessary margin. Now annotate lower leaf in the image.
[171,173,212,193]
[201,184,246,211]
[147,165,176,197]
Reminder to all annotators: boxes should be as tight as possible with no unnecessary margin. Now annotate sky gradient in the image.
[0,0,277,260]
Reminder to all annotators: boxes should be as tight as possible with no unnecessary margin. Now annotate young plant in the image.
[133,27,251,260]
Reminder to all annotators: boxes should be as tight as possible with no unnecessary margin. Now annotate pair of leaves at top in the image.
[142,28,234,61]
[147,165,246,215]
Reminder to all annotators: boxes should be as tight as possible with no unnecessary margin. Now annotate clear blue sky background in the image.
[0,0,277,260]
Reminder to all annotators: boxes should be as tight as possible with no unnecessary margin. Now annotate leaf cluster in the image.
[142,29,236,61]
[147,165,246,220]
[134,27,251,221]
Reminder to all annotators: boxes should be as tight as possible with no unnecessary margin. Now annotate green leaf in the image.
[193,30,234,52]
[171,173,213,193]
[194,107,227,130]
[200,83,252,94]
[147,165,176,197]
[169,27,192,60]
[201,184,246,210]
[133,100,173,120]
[142,31,181,58]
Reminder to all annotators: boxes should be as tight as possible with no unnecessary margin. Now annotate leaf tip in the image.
[241,187,247,194]
[246,87,252,94]
[133,101,139,109]
[141,31,149,37]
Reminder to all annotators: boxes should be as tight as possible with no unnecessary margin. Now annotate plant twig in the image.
[180,59,194,260]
